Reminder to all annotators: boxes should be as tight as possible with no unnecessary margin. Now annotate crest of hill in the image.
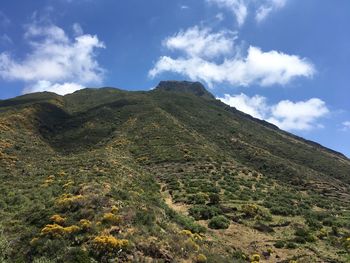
[154,80,215,100]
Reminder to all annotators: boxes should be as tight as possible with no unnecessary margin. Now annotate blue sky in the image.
[0,0,349,157]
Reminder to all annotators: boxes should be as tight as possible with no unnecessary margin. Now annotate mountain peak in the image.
[154,80,215,99]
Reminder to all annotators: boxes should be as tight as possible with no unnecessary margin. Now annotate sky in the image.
[0,0,349,157]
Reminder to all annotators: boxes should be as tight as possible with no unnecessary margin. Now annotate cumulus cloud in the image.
[218,93,329,131]
[163,26,236,59]
[23,80,85,95]
[0,22,105,95]
[219,93,268,119]
[268,99,329,130]
[207,0,288,25]
[149,27,315,87]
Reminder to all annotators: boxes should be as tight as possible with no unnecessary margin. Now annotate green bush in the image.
[166,207,206,233]
[189,205,221,220]
[208,193,220,205]
[186,193,209,205]
[273,240,285,248]
[208,216,230,229]
[286,242,297,249]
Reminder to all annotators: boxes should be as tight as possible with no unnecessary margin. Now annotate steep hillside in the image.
[0,81,349,263]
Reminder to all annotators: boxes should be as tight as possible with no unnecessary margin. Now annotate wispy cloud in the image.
[207,0,247,26]
[256,0,287,23]
[149,26,314,88]
[0,11,11,27]
[341,121,350,131]
[0,21,105,95]
[218,93,329,131]
[207,0,288,26]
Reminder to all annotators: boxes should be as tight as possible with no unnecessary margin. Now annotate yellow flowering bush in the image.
[179,230,193,237]
[250,254,260,262]
[79,219,92,230]
[55,194,84,209]
[102,213,121,225]
[242,204,260,218]
[179,229,203,241]
[195,253,207,263]
[41,224,80,238]
[63,180,74,188]
[111,205,118,214]
[50,215,66,225]
[30,237,39,246]
[184,238,199,252]
[91,235,129,252]
[64,225,80,234]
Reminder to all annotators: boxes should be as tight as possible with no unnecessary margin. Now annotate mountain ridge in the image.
[0,81,349,262]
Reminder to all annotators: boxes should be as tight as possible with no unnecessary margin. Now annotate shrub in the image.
[134,209,156,227]
[102,213,121,225]
[50,214,66,225]
[195,253,207,263]
[189,205,221,220]
[306,217,322,229]
[79,219,92,230]
[208,216,230,229]
[55,194,84,210]
[208,193,220,205]
[286,242,297,249]
[186,193,209,205]
[40,224,80,238]
[322,217,334,227]
[250,254,260,262]
[273,240,285,248]
[183,238,199,253]
[179,230,193,237]
[294,227,316,243]
[166,207,206,234]
[241,204,260,218]
[91,235,129,254]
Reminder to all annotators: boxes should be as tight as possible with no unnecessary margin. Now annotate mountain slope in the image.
[0,81,349,263]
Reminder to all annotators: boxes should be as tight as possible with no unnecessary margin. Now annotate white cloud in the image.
[163,26,236,59]
[216,13,225,21]
[341,121,350,131]
[207,0,247,26]
[268,98,329,130]
[72,23,84,36]
[256,0,287,23]
[207,0,288,25]
[219,93,268,119]
[23,80,84,95]
[218,93,329,131]
[150,40,315,87]
[0,22,105,95]
[180,5,189,9]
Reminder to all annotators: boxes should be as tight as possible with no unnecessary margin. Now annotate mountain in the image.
[0,81,349,263]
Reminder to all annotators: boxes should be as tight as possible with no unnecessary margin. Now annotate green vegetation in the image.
[208,216,230,229]
[0,81,349,262]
